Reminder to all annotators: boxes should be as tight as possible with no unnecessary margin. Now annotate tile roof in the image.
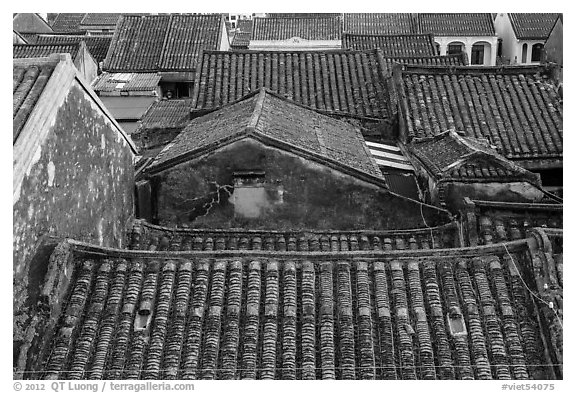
[396,65,562,163]
[138,99,193,130]
[80,13,122,27]
[104,14,224,72]
[92,72,161,93]
[236,19,253,33]
[191,50,391,120]
[343,33,436,57]
[34,234,559,380]
[13,57,59,143]
[419,13,496,36]
[407,131,541,184]
[230,32,251,49]
[466,199,562,246]
[509,13,560,40]
[50,13,85,33]
[13,44,80,61]
[343,13,417,35]
[267,13,342,18]
[252,16,341,41]
[34,35,112,63]
[152,89,383,182]
[383,53,466,67]
[128,220,461,252]
[159,90,382,179]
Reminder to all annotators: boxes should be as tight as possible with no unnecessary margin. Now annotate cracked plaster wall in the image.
[152,139,446,230]
[13,82,134,356]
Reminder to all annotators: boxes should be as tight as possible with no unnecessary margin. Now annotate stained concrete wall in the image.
[13,82,135,353]
[150,138,447,230]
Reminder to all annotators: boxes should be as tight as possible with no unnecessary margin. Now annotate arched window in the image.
[448,42,464,55]
[531,43,544,62]
[521,43,528,63]
[471,43,485,65]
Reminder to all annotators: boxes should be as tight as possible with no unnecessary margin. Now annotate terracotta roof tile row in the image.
[13,44,80,60]
[252,16,342,40]
[104,14,223,72]
[37,239,553,380]
[343,13,416,35]
[343,33,436,57]
[34,35,112,63]
[13,58,59,143]
[396,65,562,161]
[509,13,560,40]
[418,13,495,36]
[384,54,466,67]
[191,50,390,120]
[267,13,342,18]
[129,221,461,252]
[230,32,251,49]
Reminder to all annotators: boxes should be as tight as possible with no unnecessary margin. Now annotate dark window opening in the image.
[448,43,463,55]
[471,44,485,65]
[535,168,563,188]
[435,43,441,55]
[160,82,191,99]
[522,43,528,63]
[531,43,544,62]
[497,38,503,57]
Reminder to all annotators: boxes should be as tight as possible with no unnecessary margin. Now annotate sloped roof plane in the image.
[50,13,85,33]
[191,49,391,120]
[343,13,416,34]
[407,131,541,184]
[342,33,437,56]
[395,65,562,165]
[35,35,112,63]
[150,89,384,184]
[252,16,342,40]
[104,14,224,72]
[509,13,560,40]
[419,13,496,36]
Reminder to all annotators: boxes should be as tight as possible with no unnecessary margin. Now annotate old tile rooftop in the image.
[33,231,561,380]
[151,88,384,182]
[191,49,391,120]
[104,14,224,72]
[509,13,560,40]
[13,57,60,143]
[50,13,85,33]
[396,65,562,165]
[252,16,342,41]
[407,131,541,184]
[13,44,81,61]
[138,98,193,131]
[34,35,112,63]
[92,73,161,93]
[343,13,417,35]
[418,13,496,36]
[343,33,437,57]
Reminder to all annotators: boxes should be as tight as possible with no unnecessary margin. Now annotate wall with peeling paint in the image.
[13,81,134,348]
[151,138,447,230]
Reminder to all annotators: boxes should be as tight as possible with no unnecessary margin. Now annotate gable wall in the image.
[149,139,446,230]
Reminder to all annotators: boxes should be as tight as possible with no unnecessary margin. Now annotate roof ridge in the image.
[246,88,267,134]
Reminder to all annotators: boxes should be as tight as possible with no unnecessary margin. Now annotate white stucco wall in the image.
[494,13,546,65]
[434,36,498,65]
[249,38,341,51]
[219,19,230,51]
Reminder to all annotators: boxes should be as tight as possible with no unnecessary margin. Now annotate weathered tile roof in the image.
[33,233,559,380]
[50,13,85,33]
[92,72,161,93]
[343,33,436,57]
[34,35,112,63]
[152,89,383,182]
[104,14,224,72]
[252,16,341,40]
[267,13,342,18]
[13,44,80,61]
[464,199,562,246]
[343,13,416,35]
[80,13,122,27]
[509,13,560,40]
[396,65,562,163]
[407,131,541,184]
[419,13,496,36]
[13,57,59,143]
[230,32,251,49]
[383,53,466,67]
[129,219,461,251]
[191,50,390,120]
[139,99,193,130]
